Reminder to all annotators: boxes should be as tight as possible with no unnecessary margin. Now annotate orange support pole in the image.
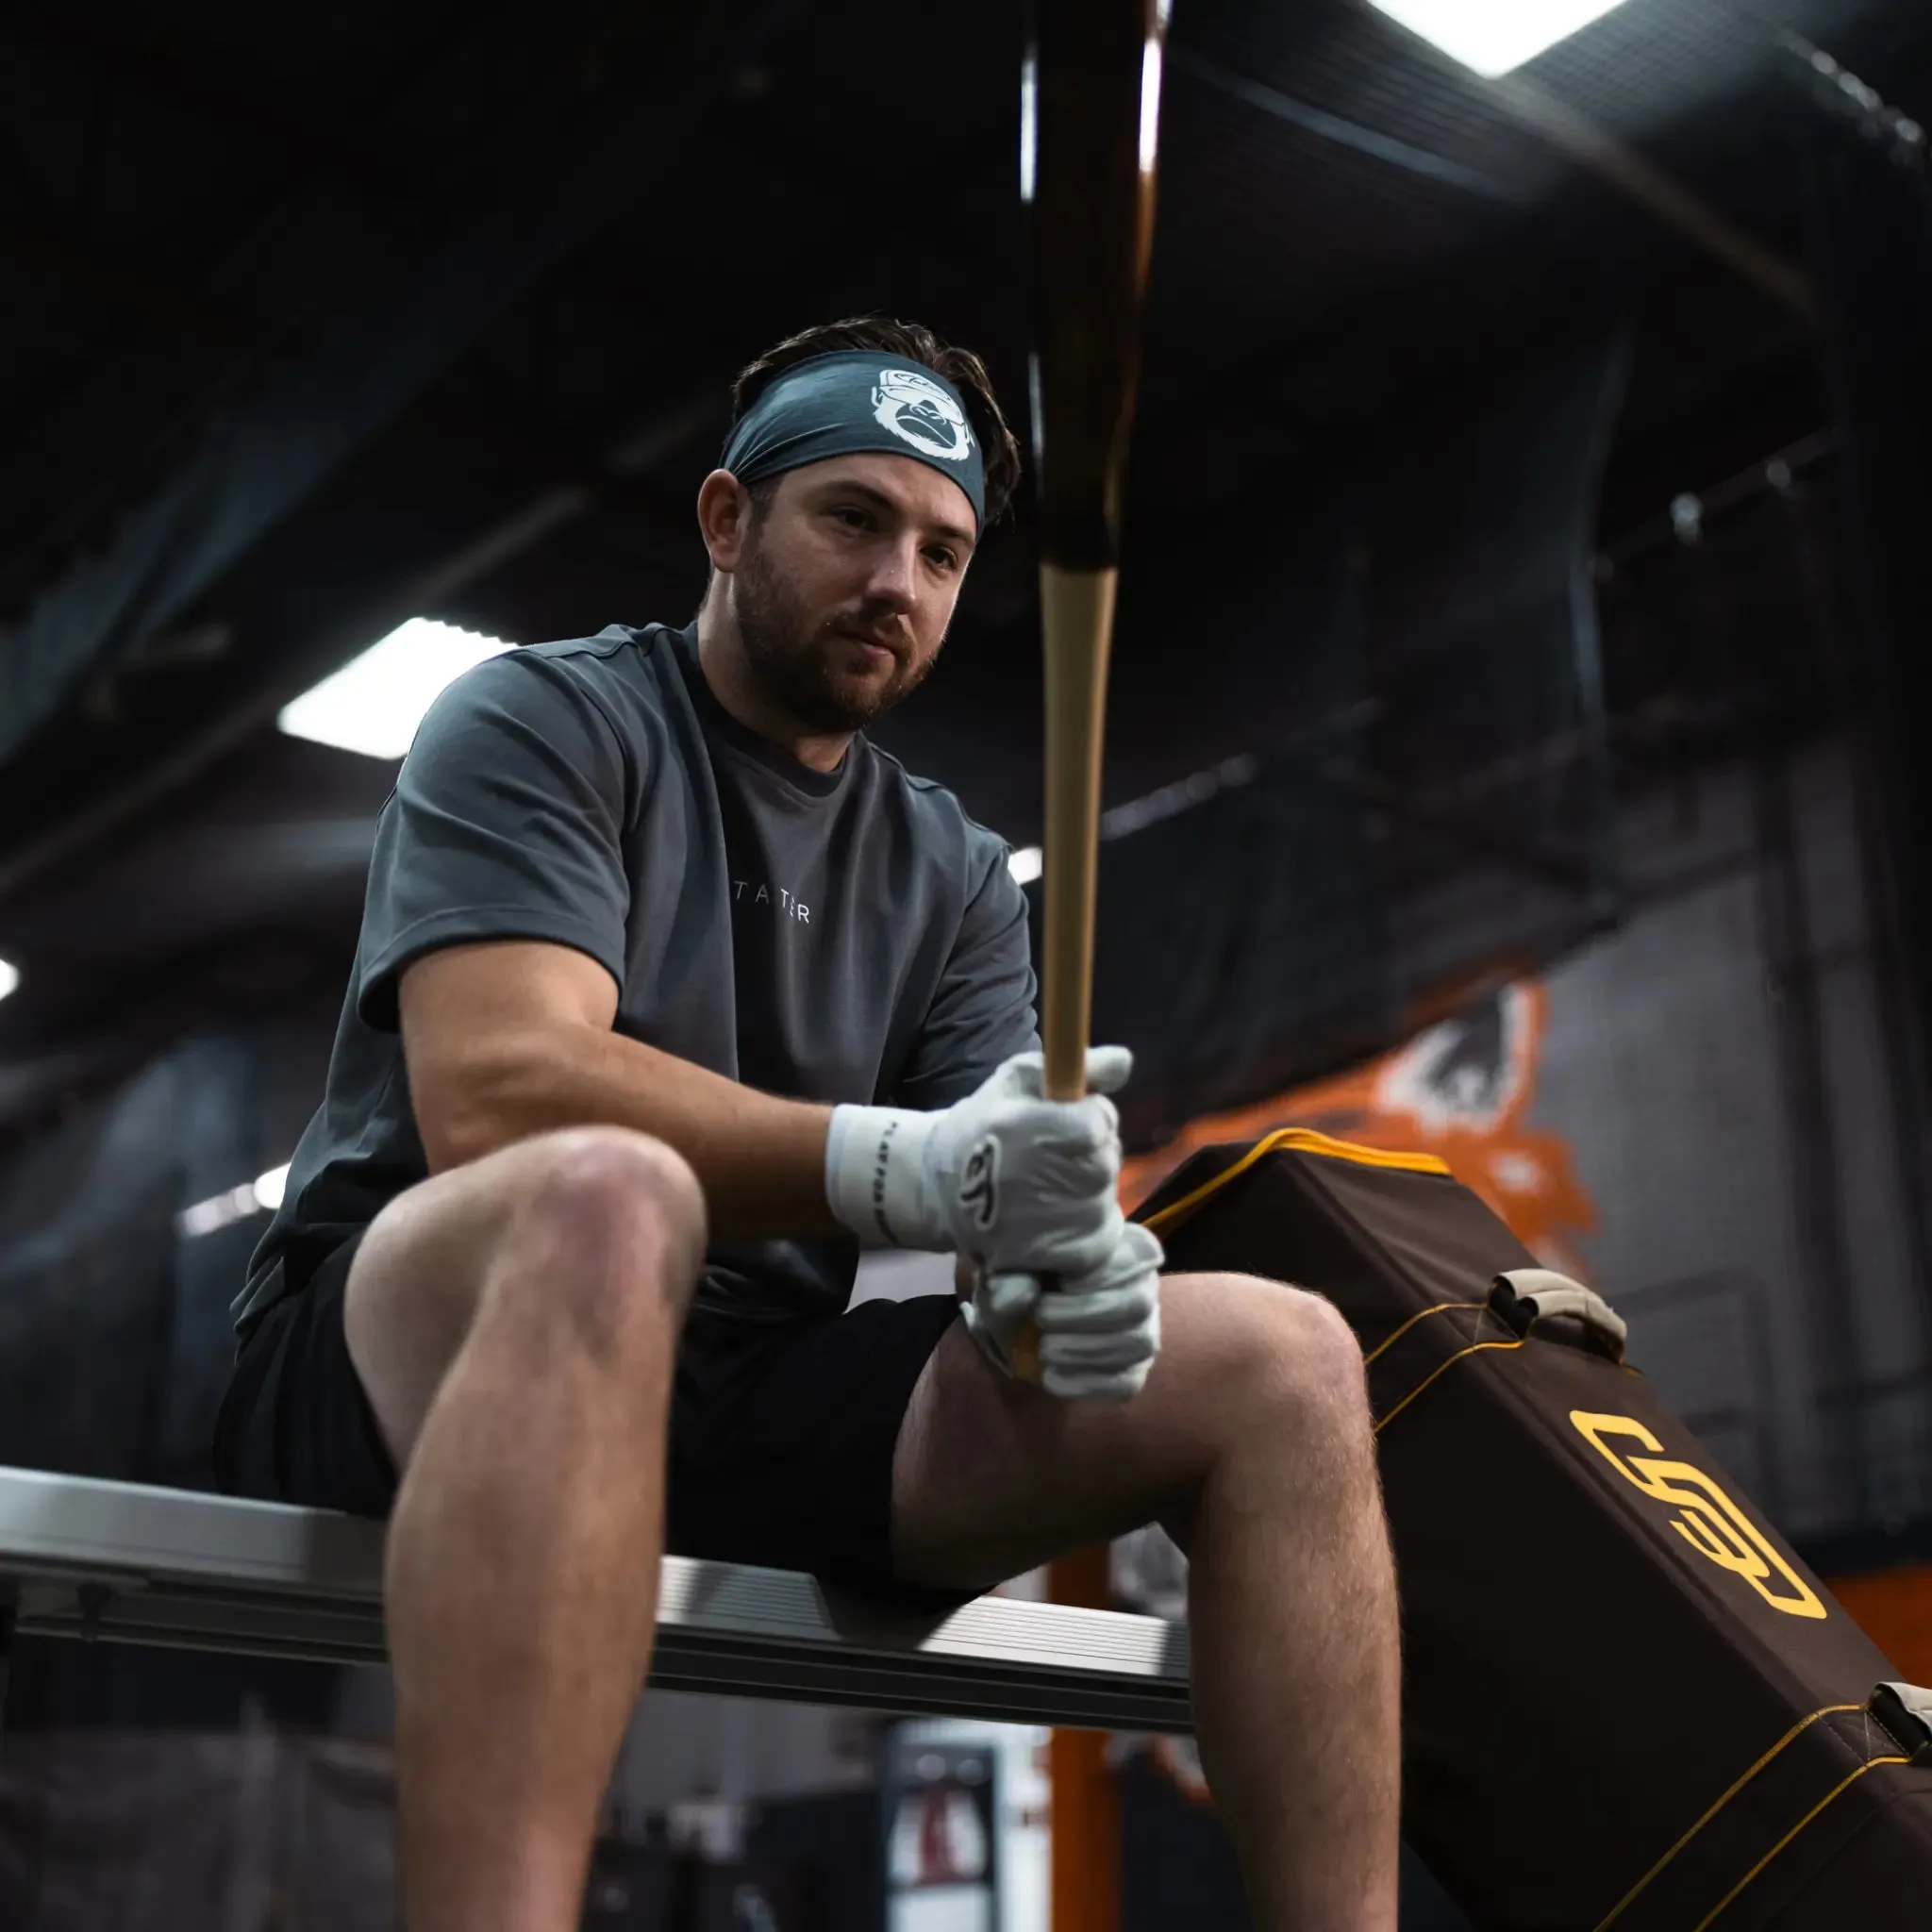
[1048,1543,1121,1932]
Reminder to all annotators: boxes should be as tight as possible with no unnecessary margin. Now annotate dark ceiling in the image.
[1,0,1928,1126]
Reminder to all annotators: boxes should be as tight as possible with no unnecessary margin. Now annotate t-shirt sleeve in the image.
[354,650,635,1031]
[890,841,1041,1110]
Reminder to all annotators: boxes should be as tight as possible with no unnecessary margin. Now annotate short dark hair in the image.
[729,316,1023,526]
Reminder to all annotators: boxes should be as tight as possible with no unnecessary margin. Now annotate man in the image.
[214,317,1400,1930]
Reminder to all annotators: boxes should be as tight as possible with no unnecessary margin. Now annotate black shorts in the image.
[211,1231,962,1594]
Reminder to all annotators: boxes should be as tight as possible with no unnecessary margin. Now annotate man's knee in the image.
[505,1127,708,1345]
[347,1128,705,1464]
[1209,1274,1371,1436]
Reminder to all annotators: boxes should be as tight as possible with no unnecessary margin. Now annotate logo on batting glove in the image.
[958,1136,1001,1232]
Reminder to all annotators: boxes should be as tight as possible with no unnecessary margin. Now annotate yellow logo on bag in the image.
[1570,1411,1826,1621]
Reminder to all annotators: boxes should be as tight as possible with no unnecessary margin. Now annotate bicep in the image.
[400,941,620,1165]
[356,652,634,1033]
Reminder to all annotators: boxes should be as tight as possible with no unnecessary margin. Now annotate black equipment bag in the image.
[1135,1130,1932,1930]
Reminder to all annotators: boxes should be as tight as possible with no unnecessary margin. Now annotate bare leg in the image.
[342,1128,706,1932]
[1175,1303,1400,1931]
[891,1273,1400,1932]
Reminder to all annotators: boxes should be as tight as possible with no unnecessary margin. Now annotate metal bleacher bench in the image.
[0,1465,1191,1734]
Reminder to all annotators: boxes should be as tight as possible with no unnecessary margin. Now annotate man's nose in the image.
[864,536,922,609]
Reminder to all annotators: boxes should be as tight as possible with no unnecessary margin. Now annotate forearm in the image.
[421,1024,839,1242]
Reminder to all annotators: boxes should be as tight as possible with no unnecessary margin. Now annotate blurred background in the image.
[3,0,1931,1924]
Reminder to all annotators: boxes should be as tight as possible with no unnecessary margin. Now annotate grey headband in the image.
[721,350,985,526]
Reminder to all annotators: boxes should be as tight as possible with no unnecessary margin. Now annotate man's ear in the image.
[696,469,753,575]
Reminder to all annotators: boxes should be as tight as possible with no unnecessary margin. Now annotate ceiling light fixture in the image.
[1364,0,1633,77]
[278,618,515,760]
[1008,846,1044,885]
[0,957,19,1003]
[176,1161,292,1240]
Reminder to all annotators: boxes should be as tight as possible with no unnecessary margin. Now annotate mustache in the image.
[823,609,913,658]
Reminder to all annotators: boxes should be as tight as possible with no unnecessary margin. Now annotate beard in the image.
[730,533,942,733]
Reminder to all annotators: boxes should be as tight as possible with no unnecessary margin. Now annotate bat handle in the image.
[1010,563,1118,1388]
[1010,1282,1053,1385]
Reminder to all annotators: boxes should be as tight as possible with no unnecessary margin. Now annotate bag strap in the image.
[1491,1267,1629,1362]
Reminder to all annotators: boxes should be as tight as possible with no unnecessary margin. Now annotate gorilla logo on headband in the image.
[872,368,974,464]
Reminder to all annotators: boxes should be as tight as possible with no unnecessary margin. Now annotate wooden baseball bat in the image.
[1011,0,1168,1384]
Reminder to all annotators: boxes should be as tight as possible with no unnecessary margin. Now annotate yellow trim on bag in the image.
[1361,1300,1491,1368]
[1371,1363,1900,1929]
[1374,1339,1524,1433]
[1691,1752,1911,1931]
[1590,1705,1864,1931]
[1140,1129,1451,1237]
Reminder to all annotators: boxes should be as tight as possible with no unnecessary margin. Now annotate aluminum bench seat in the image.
[0,1466,1191,1733]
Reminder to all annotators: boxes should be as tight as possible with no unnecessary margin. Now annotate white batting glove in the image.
[964,1222,1164,1405]
[825,1047,1131,1276]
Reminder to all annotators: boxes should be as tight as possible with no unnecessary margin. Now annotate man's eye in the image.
[924,547,959,572]
[833,506,872,529]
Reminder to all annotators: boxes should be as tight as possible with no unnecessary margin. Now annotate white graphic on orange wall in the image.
[1122,980,1596,1281]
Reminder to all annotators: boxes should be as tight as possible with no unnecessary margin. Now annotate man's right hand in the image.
[824,1046,1131,1276]
[963,1220,1164,1403]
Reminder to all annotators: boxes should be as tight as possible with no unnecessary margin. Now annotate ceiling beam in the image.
[0,0,810,774]
[1486,71,1819,325]
[1174,48,1529,207]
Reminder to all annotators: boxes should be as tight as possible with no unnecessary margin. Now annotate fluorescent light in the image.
[1001,751,1268,889]
[278,617,514,760]
[177,1161,293,1240]
[0,957,18,1003]
[1365,0,1633,76]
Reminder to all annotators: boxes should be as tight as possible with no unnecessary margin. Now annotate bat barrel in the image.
[1026,0,1166,576]
[1025,0,1167,1106]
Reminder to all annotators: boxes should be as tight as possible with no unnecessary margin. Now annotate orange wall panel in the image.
[1827,1564,1932,1685]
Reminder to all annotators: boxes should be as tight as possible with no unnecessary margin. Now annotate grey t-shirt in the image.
[234,622,1038,1338]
